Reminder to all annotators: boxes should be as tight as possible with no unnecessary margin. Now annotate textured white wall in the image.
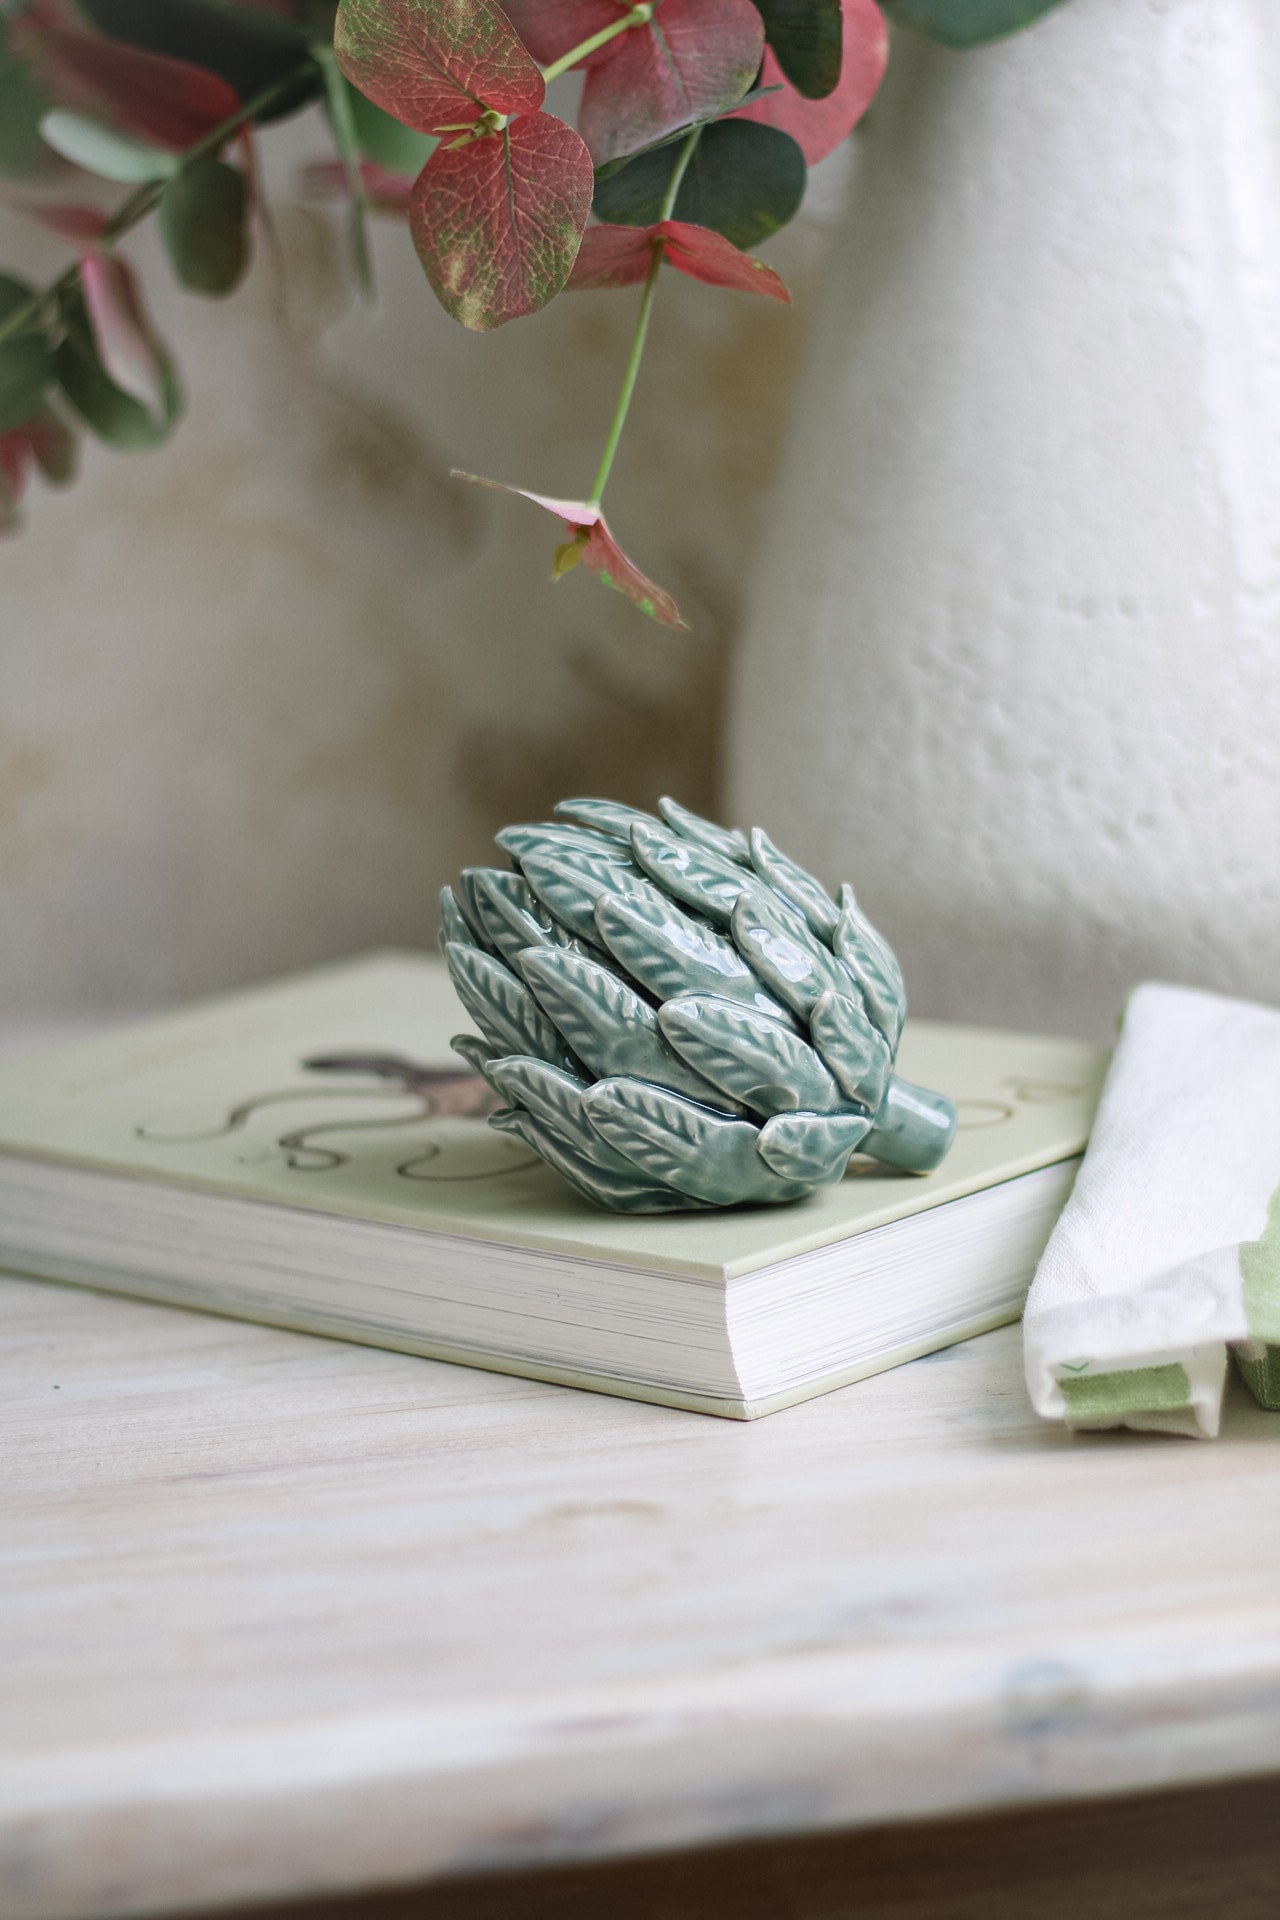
[2,114,843,1016]
[728,0,1280,1042]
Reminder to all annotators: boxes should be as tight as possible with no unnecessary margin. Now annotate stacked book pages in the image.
[0,953,1105,1417]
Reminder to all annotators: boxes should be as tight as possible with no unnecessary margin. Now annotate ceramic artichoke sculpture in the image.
[440,798,957,1213]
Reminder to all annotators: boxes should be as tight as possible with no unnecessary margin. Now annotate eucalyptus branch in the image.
[0,63,313,351]
[588,123,700,507]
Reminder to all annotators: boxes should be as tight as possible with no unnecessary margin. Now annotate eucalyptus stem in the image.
[0,64,312,351]
[587,124,700,508]
[541,3,655,86]
[315,43,374,299]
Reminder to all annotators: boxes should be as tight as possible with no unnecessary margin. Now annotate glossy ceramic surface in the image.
[441,798,957,1212]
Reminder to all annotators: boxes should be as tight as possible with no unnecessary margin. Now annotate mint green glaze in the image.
[441,797,955,1212]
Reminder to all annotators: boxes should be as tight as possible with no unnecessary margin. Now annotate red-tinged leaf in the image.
[579,0,764,166]
[567,222,656,290]
[0,402,76,528]
[498,0,622,68]
[411,111,592,330]
[657,220,791,300]
[302,157,415,214]
[455,471,688,628]
[735,0,887,163]
[569,221,791,302]
[25,26,240,151]
[333,0,543,136]
[79,250,167,415]
[15,201,110,244]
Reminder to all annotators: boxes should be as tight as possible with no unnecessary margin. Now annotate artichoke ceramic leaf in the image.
[441,798,957,1213]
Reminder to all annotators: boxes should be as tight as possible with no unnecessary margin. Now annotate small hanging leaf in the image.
[39,109,178,183]
[577,0,764,166]
[159,155,250,295]
[454,472,688,628]
[755,0,843,100]
[593,120,806,250]
[880,0,1066,46]
[411,113,592,330]
[0,275,55,435]
[735,0,887,164]
[80,251,170,413]
[569,220,790,303]
[333,0,544,135]
[55,277,183,451]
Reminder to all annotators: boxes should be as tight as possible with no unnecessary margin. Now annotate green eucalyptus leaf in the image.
[755,0,842,99]
[53,285,183,451]
[75,0,320,116]
[880,0,1067,48]
[593,120,806,250]
[159,155,249,295]
[0,18,54,180]
[346,79,436,174]
[40,109,177,183]
[0,275,54,435]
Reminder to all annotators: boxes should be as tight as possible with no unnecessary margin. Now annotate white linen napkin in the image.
[1023,982,1280,1438]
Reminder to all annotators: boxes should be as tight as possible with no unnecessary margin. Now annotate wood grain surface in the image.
[4,1263,1280,1920]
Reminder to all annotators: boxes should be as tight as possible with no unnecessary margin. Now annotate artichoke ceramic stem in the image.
[440,797,957,1212]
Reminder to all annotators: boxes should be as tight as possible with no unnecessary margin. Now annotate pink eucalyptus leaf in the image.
[333,0,544,136]
[410,111,593,329]
[498,0,622,68]
[0,403,76,528]
[566,221,655,289]
[28,26,241,151]
[455,472,688,628]
[79,250,168,416]
[18,202,110,244]
[569,220,791,301]
[657,219,791,299]
[735,0,887,163]
[579,0,764,166]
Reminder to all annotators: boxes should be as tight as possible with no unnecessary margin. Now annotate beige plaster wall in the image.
[1,114,844,1016]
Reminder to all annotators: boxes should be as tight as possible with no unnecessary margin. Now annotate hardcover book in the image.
[0,953,1106,1417]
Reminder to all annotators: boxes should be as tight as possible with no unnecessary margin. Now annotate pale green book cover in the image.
[0,951,1107,1281]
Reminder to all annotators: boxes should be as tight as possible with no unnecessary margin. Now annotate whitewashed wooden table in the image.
[5,1239,1280,1920]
